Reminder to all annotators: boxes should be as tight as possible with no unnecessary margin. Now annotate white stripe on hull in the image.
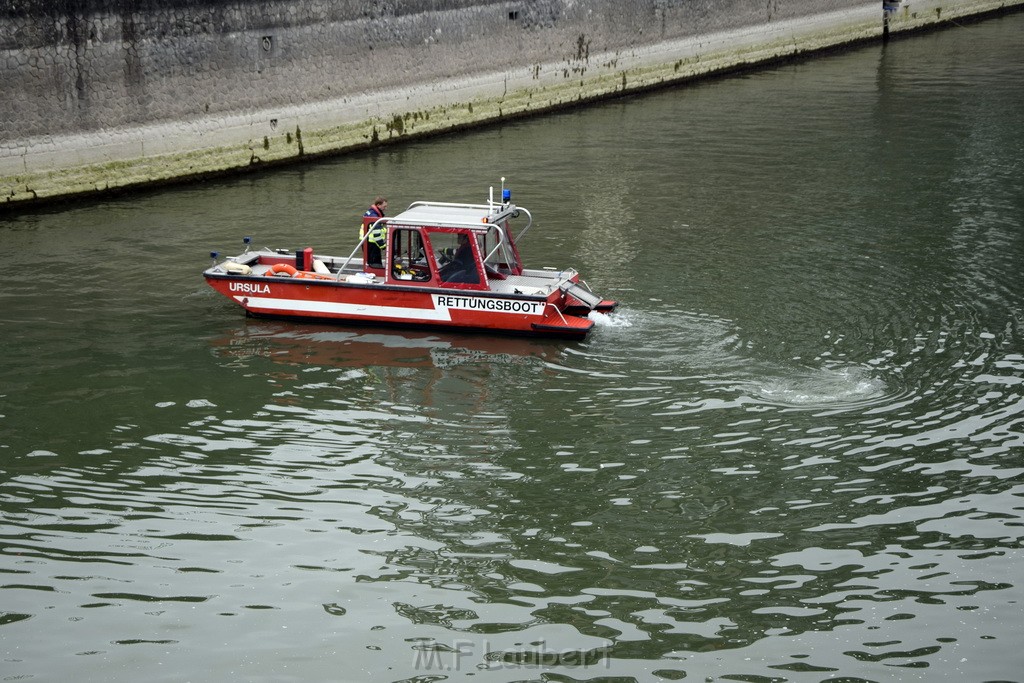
[234,295,454,322]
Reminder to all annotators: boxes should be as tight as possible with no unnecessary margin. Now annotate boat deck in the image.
[219,250,575,300]
[489,274,559,297]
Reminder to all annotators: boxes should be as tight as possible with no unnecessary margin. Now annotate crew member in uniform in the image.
[361,196,388,268]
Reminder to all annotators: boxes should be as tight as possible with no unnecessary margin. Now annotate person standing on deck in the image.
[361,196,388,268]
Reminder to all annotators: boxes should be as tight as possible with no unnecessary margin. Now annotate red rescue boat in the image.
[204,182,616,340]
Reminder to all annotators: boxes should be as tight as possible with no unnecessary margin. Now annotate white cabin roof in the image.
[389,202,515,230]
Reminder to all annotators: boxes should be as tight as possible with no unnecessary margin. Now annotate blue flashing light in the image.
[210,251,219,259]
[502,188,511,203]
[243,236,251,244]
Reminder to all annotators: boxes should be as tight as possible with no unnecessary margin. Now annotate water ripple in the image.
[2,15,1023,682]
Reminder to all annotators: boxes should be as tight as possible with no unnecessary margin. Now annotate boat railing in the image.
[476,209,530,270]
[407,200,490,210]
[513,207,533,242]
[482,223,510,267]
[400,201,526,230]
[544,302,570,326]
[337,217,391,279]
[406,200,510,216]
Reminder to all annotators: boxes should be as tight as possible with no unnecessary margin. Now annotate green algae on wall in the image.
[1,0,1021,207]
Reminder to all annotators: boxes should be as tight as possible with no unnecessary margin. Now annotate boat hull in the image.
[205,274,595,339]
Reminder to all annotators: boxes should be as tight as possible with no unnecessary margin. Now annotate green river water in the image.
[1,12,1023,682]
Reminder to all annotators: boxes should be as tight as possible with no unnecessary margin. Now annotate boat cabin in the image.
[359,201,526,289]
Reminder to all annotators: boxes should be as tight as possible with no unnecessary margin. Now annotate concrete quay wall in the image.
[1,0,1020,207]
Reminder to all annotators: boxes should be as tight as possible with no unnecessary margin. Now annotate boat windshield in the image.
[389,228,432,281]
[430,230,481,285]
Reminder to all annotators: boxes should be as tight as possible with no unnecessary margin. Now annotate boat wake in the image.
[589,309,634,329]
[574,308,899,412]
[743,363,891,410]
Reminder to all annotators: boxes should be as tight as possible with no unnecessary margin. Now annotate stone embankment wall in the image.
[1,0,1020,206]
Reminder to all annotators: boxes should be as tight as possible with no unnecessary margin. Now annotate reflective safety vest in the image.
[365,222,387,248]
[361,207,386,248]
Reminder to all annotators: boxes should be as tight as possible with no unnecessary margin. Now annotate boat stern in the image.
[531,311,594,339]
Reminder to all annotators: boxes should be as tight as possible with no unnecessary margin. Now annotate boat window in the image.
[390,228,431,282]
[433,231,480,285]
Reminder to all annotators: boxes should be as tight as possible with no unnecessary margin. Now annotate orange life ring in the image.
[269,263,298,276]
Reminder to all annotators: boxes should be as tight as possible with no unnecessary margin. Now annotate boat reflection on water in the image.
[209,320,565,372]
[206,322,564,463]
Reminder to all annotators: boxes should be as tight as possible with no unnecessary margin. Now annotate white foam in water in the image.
[751,364,889,409]
[590,310,633,328]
